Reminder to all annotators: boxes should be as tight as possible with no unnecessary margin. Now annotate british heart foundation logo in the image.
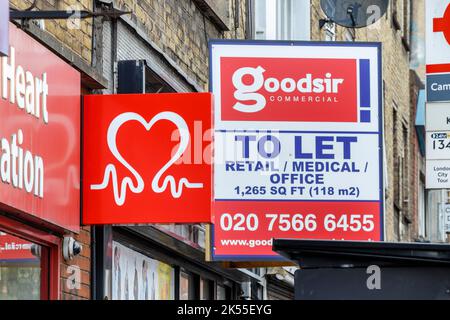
[220,57,372,123]
[90,111,204,206]
[82,93,212,225]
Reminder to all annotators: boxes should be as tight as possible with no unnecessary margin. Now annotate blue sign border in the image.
[209,39,384,262]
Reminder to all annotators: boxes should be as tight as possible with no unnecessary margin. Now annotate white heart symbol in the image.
[91,111,203,206]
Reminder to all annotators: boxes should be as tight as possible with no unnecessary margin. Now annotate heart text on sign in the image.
[0,46,50,198]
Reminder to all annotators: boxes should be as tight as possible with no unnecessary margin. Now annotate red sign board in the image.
[0,23,80,232]
[213,201,381,257]
[83,93,213,225]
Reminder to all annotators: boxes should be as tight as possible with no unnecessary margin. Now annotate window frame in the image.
[252,0,310,41]
[0,213,61,300]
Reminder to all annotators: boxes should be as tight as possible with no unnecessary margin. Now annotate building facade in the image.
[0,0,441,301]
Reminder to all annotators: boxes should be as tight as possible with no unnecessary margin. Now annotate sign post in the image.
[209,40,384,261]
[82,93,213,225]
[426,0,450,189]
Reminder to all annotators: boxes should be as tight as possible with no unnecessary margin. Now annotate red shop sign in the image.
[83,93,213,225]
[0,23,80,232]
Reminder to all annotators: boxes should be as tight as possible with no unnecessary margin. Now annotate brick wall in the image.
[112,0,247,91]
[59,227,91,300]
[9,0,94,64]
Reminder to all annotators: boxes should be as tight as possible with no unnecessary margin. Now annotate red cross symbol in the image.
[434,3,450,45]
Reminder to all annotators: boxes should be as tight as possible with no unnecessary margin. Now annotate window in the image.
[392,0,401,30]
[402,123,409,210]
[418,173,427,238]
[0,231,42,300]
[401,0,411,48]
[324,21,336,41]
[251,281,263,300]
[179,271,213,300]
[344,28,355,42]
[145,68,175,94]
[392,0,411,50]
[253,0,310,40]
[394,208,400,242]
[402,0,409,32]
[179,271,190,300]
[426,190,447,243]
[158,224,205,249]
[393,107,400,205]
[193,225,206,249]
[217,284,228,300]
[200,278,214,300]
[392,107,401,241]
[0,215,59,300]
[112,241,175,300]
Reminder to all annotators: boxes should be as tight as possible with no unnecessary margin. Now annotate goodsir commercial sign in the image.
[0,23,80,232]
[210,41,384,261]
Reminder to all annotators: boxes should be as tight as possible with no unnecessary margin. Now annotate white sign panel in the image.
[214,132,381,200]
[426,160,450,189]
[426,131,450,159]
[426,103,450,131]
[426,0,450,188]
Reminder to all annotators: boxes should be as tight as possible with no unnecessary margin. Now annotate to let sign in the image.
[210,41,383,261]
[83,93,212,225]
[210,40,384,261]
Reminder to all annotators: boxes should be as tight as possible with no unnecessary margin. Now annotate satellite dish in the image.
[320,0,389,28]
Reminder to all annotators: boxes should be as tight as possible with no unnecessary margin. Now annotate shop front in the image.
[0,22,81,300]
[103,225,255,300]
